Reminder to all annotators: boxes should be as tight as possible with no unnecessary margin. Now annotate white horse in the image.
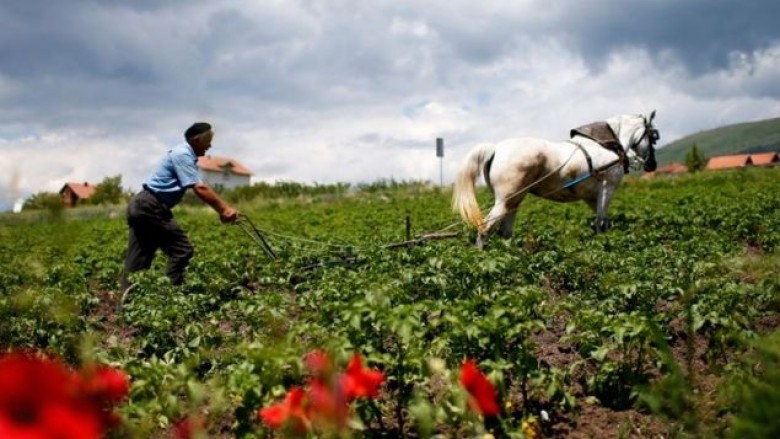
[453,111,659,248]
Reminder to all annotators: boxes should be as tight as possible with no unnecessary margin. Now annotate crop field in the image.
[1,168,778,438]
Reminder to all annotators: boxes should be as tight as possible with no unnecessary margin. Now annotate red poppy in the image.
[76,364,129,431]
[339,354,384,401]
[171,416,205,439]
[81,366,130,405]
[259,387,309,432]
[304,350,334,379]
[0,403,103,439]
[0,352,103,439]
[459,359,500,417]
[306,379,349,430]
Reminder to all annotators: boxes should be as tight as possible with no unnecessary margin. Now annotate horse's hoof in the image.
[593,218,611,233]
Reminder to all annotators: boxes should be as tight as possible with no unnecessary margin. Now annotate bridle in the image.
[564,114,659,184]
[626,117,659,170]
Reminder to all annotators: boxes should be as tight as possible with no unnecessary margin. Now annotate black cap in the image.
[184,122,212,140]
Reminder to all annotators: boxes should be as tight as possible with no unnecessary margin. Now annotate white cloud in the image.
[390,17,432,38]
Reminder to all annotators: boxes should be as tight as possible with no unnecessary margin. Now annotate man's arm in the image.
[192,182,238,223]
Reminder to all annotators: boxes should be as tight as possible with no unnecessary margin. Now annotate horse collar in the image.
[570,121,628,174]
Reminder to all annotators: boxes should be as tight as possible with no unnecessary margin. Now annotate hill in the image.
[655,116,780,165]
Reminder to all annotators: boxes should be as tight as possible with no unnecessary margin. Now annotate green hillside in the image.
[655,117,780,165]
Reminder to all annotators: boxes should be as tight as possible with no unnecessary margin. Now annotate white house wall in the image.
[201,170,251,190]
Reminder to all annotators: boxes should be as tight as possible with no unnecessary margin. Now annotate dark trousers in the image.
[120,189,194,292]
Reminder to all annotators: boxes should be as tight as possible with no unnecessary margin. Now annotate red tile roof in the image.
[646,152,777,177]
[705,154,752,170]
[59,182,96,199]
[197,155,252,176]
[750,152,779,166]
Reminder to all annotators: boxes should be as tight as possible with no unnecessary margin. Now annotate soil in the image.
[86,286,779,438]
[530,315,672,439]
[88,289,138,351]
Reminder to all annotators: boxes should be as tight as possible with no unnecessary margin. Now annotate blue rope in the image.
[562,172,591,189]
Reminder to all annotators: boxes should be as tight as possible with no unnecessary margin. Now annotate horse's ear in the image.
[649,110,656,122]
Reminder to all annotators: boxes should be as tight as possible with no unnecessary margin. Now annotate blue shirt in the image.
[144,142,202,207]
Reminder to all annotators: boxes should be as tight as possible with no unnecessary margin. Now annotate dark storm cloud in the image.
[2,0,778,113]
[1,0,778,204]
[4,0,770,129]
[385,1,780,90]
[0,1,166,81]
[0,0,361,131]
[0,0,196,131]
[553,0,780,75]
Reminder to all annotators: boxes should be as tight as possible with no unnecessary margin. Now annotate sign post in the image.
[436,137,444,186]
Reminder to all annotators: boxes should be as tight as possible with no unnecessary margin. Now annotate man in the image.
[119,122,238,292]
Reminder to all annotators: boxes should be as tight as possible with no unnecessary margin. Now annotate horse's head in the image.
[627,110,659,172]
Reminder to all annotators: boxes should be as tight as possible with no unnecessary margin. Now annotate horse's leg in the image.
[589,180,616,233]
[497,192,526,239]
[498,209,518,239]
[476,202,509,249]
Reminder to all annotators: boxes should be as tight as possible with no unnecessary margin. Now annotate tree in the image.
[685,144,707,172]
[23,191,64,214]
[90,175,127,205]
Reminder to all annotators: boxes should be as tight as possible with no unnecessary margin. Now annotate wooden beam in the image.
[383,231,460,250]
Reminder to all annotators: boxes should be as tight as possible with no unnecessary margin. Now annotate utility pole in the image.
[436,137,444,186]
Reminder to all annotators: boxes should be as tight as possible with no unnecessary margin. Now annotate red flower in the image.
[258,352,385,435]
[0,403,102,439]
[459,359,499,417]
[339,354,384,401]
[77,364,129,431]
[259,387,309,432]
[171,416,205,439]
[0,352,103,439]
[304,350,334,379]
[307,379,348,430]
[81,366,130,405]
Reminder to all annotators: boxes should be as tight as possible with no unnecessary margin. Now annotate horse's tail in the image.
[452,143,495,232]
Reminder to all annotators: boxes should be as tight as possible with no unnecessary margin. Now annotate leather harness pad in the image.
[570,122,622,155]
[570,121,628,173]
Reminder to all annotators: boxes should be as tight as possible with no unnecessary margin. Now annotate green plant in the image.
[685,144,707,172]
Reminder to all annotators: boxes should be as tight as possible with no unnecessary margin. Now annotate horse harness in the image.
[569,121,629,178]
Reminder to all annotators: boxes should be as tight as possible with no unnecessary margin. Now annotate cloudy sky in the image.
[1,0,779,210]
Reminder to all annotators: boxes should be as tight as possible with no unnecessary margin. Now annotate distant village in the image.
[642,151,779,179]
[11,150,780,212]
[25,155,251,211]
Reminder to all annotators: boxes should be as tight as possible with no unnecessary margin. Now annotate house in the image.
[197,155,252,190]
[750,152,779,166]
[59,182,95,207]
[705,154,753,171]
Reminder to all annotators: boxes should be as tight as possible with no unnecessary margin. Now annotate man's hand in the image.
[220,207,238,224]
[192,183,238,223]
